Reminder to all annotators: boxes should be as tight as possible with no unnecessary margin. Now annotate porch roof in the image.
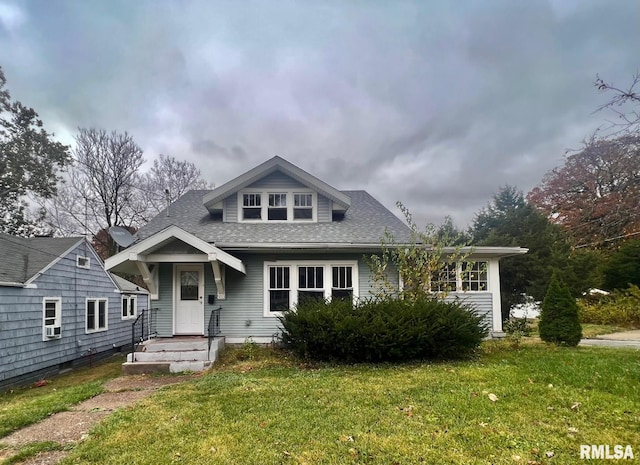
[104,225,246,275]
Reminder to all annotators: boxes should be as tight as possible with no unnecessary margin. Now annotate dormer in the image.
[202,156,351,223]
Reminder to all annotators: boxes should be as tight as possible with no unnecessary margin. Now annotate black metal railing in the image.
[207,306,222,360]
[131,307,157,360]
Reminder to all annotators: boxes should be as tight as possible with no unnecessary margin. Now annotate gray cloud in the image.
[0,0,638,229]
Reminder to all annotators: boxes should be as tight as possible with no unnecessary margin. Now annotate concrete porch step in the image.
[122,360,213,375]
[123,337,225,375]
[129,350,210,362]
[142,339,209,352]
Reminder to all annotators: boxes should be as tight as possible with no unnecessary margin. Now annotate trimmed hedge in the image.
[278,296,488,362]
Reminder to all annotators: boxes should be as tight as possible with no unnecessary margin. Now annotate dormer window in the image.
[294,193,313,219]
[239,190,316,222]
[242,193,262,220]
[268,193,287,220]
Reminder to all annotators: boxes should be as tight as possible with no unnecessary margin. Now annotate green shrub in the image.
[578,285,640,327]
[539,275,582,346]
[278,296,488,362]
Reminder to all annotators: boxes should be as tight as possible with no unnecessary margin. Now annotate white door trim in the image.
[173,263,205,335]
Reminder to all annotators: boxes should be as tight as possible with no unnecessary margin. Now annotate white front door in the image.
[174,264,204,335]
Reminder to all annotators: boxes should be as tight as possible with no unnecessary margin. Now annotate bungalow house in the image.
[0,234,148,390]
[105,156,526,361]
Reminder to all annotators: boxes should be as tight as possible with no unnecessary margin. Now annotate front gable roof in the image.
[0,234,83,285]
[105,225,246,274]
[202,156,352,214]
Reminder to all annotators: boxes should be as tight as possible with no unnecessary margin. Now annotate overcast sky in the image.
[1,0,638,228]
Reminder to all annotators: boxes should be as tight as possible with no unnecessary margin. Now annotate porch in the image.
[123,336,225,374]
[123,306,223,374]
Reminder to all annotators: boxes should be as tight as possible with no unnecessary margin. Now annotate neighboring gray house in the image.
[0,234,148,390]
[105,156,526,344]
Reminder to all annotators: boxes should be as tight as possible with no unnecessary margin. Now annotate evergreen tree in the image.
[538,275,582,346]
[470,186,571,320]
[602,238,640,290]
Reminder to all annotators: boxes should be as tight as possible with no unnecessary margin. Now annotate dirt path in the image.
[0,374,197,465]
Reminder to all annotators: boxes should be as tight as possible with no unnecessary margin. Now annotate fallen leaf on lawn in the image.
[488,393,498,402]
[259,421,267,428]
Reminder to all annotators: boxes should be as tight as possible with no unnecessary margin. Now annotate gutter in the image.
[216,242,528,258]
[0,281,27,288]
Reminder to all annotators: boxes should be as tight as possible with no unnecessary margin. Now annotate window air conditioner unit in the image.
[45,326,61,338]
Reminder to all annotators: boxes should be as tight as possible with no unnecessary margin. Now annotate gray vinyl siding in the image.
[447,292,493,329]
[247,172,306,189]
[223,195,237,222]
[0,244,147,389]
[317,195,331,223]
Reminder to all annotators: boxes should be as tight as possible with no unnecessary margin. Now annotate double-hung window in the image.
[293,193,313,220]
[242,193,262,220]
[332,266,353,300]
[121,295,137,319]
[86,298,108,333]
[268,193,287,220]
[268,266,290,312]
[43,297,62,339]
[239,191,316,222]
[265,261,358,316]
[298,266,325,303]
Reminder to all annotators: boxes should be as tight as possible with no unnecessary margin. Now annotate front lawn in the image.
[0,355,124,438]
[64,343,639,465]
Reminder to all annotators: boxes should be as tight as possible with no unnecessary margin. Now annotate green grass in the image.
[0,441,68,465]
[62,344,639,465]
[523,319,628,339]
[0,355,124,438]
[580,323,630,338]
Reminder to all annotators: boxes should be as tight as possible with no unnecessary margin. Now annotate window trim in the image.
[263,260,359,317]
[238,190,317,223]
[42,297,62,340]
[121,295,137,320]
[86,298,109,333]
[76,255,91,269]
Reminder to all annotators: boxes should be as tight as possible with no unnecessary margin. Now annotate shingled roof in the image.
[137,189,413,248]
[0,234,83,285]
